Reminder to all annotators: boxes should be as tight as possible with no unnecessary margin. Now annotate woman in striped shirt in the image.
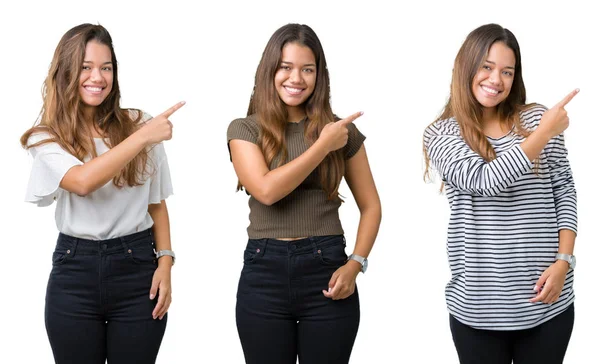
[423,23,578,364]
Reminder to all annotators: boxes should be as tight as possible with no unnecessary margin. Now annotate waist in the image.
[57,228,153,254]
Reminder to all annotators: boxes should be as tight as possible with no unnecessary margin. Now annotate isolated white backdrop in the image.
[1,0,598,363]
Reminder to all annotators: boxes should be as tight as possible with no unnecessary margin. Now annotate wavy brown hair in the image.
[246,23,343,201]
[424,23,535,181]
[20,23,149,187]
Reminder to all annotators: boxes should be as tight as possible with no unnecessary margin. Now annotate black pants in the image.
[236,235,360,364]
[450,304,574,364]
[45,229,167,364]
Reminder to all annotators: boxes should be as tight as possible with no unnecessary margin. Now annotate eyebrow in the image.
[485,60,515,70]
[83,61,113,65]
[281,61,316,67]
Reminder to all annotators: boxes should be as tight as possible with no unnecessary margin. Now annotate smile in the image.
[283,86,305,96]
[83,85,105,94]
[481,85,501,96]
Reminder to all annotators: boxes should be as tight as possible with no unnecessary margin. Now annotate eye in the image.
[102,66,113,71]
[280,65,291,71]
[82,66,91,70]
[502,70,513,77]
[482,65,492,71]
[303,68,314,73]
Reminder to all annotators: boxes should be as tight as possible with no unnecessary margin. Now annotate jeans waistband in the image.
[56,229,154,255]
[248,235,345,256]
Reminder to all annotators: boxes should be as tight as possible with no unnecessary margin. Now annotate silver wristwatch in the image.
[155,249,176,265]
[555,253,576,269]
[347,254,368,273]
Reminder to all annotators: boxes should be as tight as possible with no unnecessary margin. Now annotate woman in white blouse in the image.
[20,24,183,364]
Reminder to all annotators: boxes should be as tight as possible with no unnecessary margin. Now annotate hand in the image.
[530,261,569,304]
[322,260,361,300]
[150,264,172,320]
[318,111,363,153]
[538,89,578,139]
[139,101,186,145]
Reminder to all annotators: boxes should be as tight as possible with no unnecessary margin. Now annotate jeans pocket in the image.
[51,240,74,266]
[316,241,348,267]
[126,241,157,266]
[243,240,263,264]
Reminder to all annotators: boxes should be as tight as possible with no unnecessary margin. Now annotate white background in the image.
[1,0,598,363]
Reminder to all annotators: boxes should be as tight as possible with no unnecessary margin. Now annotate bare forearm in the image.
[62,132,148,195]
[558,229,575,255]
[259,139,330,205]
[521,129,552,161]
[352,204,382,258]
[148,201,173,267]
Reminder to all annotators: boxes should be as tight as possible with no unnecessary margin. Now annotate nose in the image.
[289,68,302,83]
[90,67,103,82]
[488,70,501,85]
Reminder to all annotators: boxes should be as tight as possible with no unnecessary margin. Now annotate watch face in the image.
[363,258,368,273]
[570,255,576,269]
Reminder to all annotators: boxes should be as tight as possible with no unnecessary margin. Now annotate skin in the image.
[230,42,381,301]
[472,41,578,305]
[57,40,184,318]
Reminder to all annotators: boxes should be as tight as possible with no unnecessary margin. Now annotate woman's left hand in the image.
[150,264,172,319]
[530,261,569,304]
[322,261,361,300]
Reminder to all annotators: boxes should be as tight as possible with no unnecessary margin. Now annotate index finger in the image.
[337,111,364,126]
[555,89,579,109]
[529,287,550,303]
[160,101,186,118]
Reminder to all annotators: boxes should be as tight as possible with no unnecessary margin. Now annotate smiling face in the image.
[274,42,317,118]
[79,40,113,114]
[471,41,516,111]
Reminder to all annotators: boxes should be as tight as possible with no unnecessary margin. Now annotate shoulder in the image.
[227,115,260,141]
[519,103,547,129]
[126,109,153,125]
[424,117,460,138]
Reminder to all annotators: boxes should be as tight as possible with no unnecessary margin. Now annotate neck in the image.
[286,105,306,123]
[481,106,498,124]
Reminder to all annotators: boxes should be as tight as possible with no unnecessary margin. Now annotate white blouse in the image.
[24,111,173,240]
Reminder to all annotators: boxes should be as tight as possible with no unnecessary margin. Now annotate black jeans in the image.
[45,229,167,364]
[236,235,360,364]
[450,304,574,364]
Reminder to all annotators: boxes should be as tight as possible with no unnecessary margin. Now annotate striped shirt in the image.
[424,105,577,330]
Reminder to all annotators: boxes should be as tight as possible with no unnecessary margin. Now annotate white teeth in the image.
[481,86,500,94]
[85,86,103,92]
[284,86,303,94]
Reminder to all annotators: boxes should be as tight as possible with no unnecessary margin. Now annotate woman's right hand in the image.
[537,89,578,139]
[138,101,186,145]
[318,111,363,152]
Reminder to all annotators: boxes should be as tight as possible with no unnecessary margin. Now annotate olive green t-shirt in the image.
[227,114,365,238]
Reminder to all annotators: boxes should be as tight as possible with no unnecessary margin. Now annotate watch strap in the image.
[155,249,176,265]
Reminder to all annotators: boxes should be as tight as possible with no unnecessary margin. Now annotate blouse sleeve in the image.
[148,142,173,204]
[423,120,533,197]
[546,133,577,233]
[24,133,83,207]
[227,117,260,161]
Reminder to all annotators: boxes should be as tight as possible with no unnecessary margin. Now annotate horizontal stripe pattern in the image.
[424,105,577,330]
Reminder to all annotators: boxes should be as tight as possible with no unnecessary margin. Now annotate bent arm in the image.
[229,139,329,205]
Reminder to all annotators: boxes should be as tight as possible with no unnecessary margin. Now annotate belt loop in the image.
[121,239,130,255]
[72,238,79,257]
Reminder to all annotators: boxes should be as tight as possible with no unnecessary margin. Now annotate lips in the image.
[480,85,502,97]
[83,85,105,95]
[283,86,305,96]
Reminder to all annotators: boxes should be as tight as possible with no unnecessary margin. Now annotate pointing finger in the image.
[337,111,364,126]
[160,101,186,118]
[555,89,579,109]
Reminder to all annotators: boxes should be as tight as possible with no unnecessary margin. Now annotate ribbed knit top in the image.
[227,115,365,238]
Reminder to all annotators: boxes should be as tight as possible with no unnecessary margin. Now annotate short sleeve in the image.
[227,117,260,161]
[24,133,83,207]
[148,142,173,204]
[344,123,366,159]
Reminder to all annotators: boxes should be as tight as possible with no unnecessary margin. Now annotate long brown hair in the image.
[20,23,149,187]
[247,23,344,201]
[424,23,534,181]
